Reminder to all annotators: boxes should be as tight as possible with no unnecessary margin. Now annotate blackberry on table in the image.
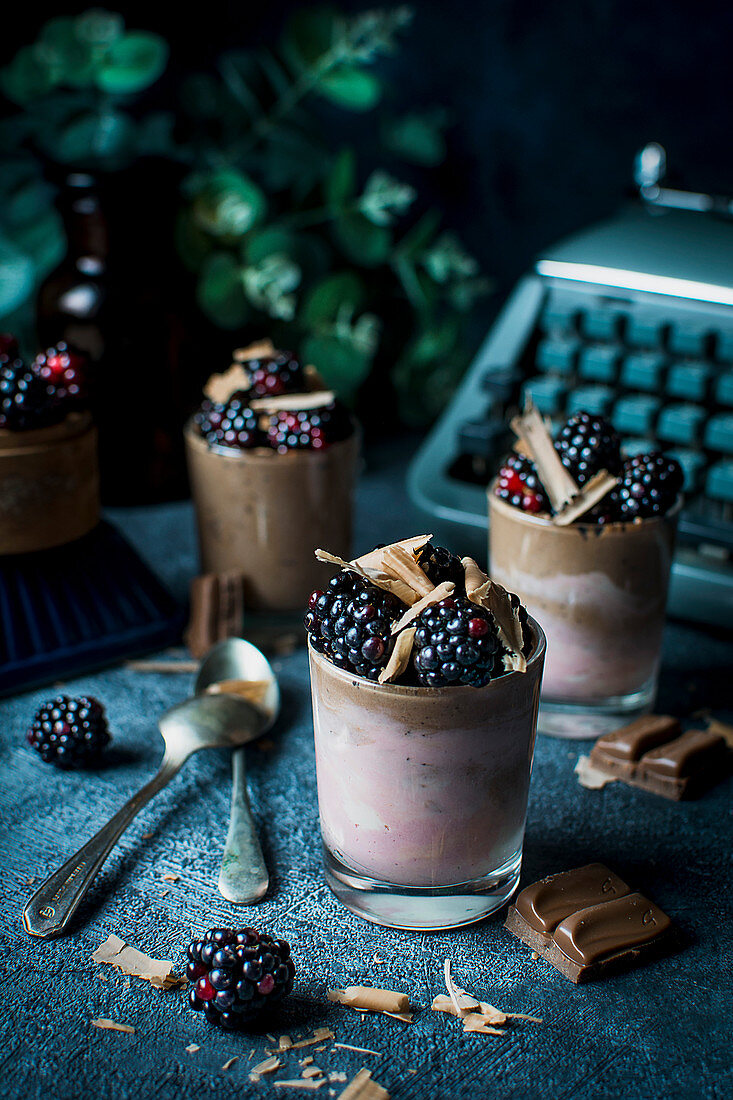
[494,453,550,514]
[0,358,59,431]
[554,412,622,487]
[412,596,503,688]
[304,571,403,679]
[187,927,295,1029]
[248,351,305,398]
[416,543,466,591]
[266,401,352,452]
[195,392,266,450]
[27,695,110,768]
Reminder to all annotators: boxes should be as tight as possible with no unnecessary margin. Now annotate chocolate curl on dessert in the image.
[315,536,434,606]
[390,581,455,635]
[203,363,252,404]
[461,558,526,672]
[510,402,579,512]
[510,401,619,524]
[233,339,276,361]
[553,469,619,526]
[378,627,416,684]
[250,390,335,413]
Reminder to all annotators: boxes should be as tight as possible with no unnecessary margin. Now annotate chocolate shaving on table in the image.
[249,390,335,413]
[378,627,416,684]
[90,1018,135,1034]
[92,934,182,989]
[185,572,245,659]
[251,1055,281,1077]
[510,403,579,511]
[328,986,410,1015]
[390,582,455,634]
[204,363,252,404]
[289,1028,334,1050]
[461,1015,506,1035]
[575,755,619,790]
[553,469,619,526]
[273,1081,326,1092]
[222,1056,240,1072]
[233,339,276,361]
[337,1068,390,1100]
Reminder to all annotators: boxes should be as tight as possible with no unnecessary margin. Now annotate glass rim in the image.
[308,611,546,697]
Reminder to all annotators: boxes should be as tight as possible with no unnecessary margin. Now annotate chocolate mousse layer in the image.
[185,422,359,612]
[308,619,545,889]
[488,492,678,703]
[0,412,99,554]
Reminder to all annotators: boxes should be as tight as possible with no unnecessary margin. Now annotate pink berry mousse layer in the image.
[308,619,545,889]
[488,492,679,704]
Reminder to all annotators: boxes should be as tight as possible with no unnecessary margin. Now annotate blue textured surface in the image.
[3,438,732,1100]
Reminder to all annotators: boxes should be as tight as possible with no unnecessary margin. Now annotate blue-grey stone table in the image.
[2,437,732,1100]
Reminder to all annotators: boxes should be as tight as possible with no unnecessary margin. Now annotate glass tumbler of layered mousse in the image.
[489,406,682,739]
[184,341,359,615]
[304,536,545,931]
[0,337,99,554]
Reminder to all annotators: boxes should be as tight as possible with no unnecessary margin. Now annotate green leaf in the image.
[243,227,297,265]
[191,169,267,240]
[36,17,97,87]
[382,113,446,166]
[334,213,391,267]
[0,232,36,317]
[96,31,169,94]
[324,149,356,207]
[318,68,381,110]
[41,109,135,165]
[301,333,372,399]
[74,10,124,48]
[281,9,336,72]
[395,209,442,260]
[2,175,56,228]
[1,46,55,104]
[8,208,65,280]
[301,272,365,327]
[196,253,249,329]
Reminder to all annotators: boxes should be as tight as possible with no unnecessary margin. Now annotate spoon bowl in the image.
[195,638,280,730]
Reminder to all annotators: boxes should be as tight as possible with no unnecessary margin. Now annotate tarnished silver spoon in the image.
[23,691,264,939]
[196,638,280,905]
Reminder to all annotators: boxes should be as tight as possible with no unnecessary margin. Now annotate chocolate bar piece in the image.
[589,715,728,800]
[185,572,245,659]
[505,864,676,983]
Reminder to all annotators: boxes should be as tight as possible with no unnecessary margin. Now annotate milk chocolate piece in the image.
[505,865,676,983]
[590,718,728,799]
[185,572,245,658]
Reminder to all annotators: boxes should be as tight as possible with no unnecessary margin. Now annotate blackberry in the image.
[416,543,466,591]
[0,358,59,431]
[248,351,305,397]
[554,412,622,487]
[266,401,352,452]
[34,342,86,408]
[187,927,295,1029]
[494,453,550,514]
[613,452,683,520]
[412,596,503,688]
[304,571,402,679]
[195,393,266,450]
[27,695,110,768]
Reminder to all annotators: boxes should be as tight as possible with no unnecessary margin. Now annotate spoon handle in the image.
[23,753,184,939]
[218,748,269,904]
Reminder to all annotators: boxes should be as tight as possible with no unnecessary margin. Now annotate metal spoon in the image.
[23,691,264,939]
[195,639,280,905]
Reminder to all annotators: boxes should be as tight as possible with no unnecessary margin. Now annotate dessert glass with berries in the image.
[489,409,682,738]
[184,341,358,613]
[304,536,545,930]
[0,338,98,554]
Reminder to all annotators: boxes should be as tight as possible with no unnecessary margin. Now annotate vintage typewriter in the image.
[408,145,733,626]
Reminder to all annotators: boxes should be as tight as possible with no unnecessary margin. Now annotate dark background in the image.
[6,0,733,298]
